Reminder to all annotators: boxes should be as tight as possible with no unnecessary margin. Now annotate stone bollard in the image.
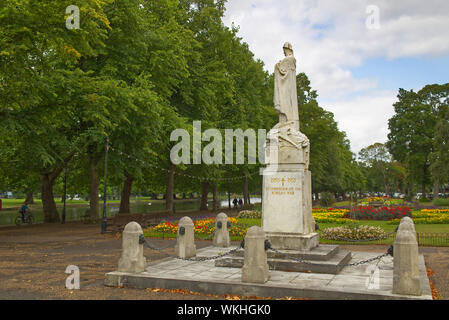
[392,218,421,296]
[213,213,231,248]
[242,226,269,284]
[175,216,196,259]
[398,216,416,233]
[118,222,147,273]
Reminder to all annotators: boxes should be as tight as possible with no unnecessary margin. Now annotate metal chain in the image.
[267,243,393,268]
[342,252,391,267]
[141,234,241,262]
[141,237,177,251]
[174,247,242,262]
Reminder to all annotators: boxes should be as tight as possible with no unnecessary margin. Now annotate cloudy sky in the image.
[222,0,449,154]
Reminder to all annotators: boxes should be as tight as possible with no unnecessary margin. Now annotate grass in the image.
[144,217,449,246]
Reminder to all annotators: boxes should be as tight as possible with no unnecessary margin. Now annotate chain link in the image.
[141,234,241,262]
[342,252,391,267]
[268,243,393,268]
[141,237,177,251]
[175,247,242,262]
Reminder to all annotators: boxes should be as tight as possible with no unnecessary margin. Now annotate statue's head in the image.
[283,42,293,56]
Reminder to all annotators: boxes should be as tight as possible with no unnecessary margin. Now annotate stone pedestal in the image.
[242,227,269,284]
[261,164,317,251]
[393,218,421,296]
[175,216,196,259]
[266,232,319,251]
[118,222,147,274]
[213,213,231,248]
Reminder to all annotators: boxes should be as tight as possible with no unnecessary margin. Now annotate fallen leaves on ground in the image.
[426,267,441,300]
[145,287,307,300]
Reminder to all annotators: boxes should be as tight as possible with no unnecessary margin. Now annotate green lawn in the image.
[144,217,449,246]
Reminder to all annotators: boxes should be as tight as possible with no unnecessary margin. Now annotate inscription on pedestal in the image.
[262,172,304,234]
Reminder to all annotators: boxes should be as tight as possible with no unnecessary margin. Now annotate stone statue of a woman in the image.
[273,42,300,131]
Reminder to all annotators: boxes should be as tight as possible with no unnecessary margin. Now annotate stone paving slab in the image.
[104,246,433,300]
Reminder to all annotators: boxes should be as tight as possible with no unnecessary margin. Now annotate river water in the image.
[0,198,261,226]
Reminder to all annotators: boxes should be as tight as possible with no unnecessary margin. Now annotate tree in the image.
[359,143,392,195]
[387,84,448,197]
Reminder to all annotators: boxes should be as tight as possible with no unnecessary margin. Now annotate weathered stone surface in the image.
[175,216,196,259]
[216,249,352,274]
[105,246,432,300]
[266,232,319,251]
[393,218,421,296]
[261,167,316,238]
[242,226,269,284]
[213,212,231,248]
[118,222,146,274]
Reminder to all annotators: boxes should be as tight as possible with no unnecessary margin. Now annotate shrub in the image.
[433,198,449,207]
[419,197,431,203]
[319,192,335,207]
[321,225,386,241]
[237,210,262,219]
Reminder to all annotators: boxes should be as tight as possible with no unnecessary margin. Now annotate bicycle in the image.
[15,210,34,226]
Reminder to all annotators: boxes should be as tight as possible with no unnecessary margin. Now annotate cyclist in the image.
[19,202,29,223]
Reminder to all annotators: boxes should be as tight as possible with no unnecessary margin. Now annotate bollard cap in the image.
[217,212,228,220]
[245,226,265,238]
[179,216,194,226]
[123,221,143,233]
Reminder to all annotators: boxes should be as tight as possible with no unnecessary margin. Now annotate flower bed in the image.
[344,206,412,221]
[388,211,449,225]
[420,209,449,214]
[321,225,386,241]
[150,217,241,238]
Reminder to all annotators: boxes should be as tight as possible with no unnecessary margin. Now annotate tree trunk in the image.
[200,181,209,211]
[227,183,231,209]
[40,173,60,223]
[25,191,34,205]
[165,162,175,214]
[421,184,426,199]
[151,193,158,200]
[243,176,249,206]
[89,152,100,220]
[212,184,219,212]
[433,181,440,200]
[119,171,134,214]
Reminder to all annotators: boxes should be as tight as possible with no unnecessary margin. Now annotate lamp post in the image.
[62,167,67,224]
[101,136,109,234]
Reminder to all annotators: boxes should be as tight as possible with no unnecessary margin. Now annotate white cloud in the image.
[223,0,449,152]
[320,91,398,154]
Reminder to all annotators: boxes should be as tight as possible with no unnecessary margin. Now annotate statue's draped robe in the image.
[274,56,299,131]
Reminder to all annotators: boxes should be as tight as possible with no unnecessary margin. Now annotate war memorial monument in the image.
[105,43,432,300]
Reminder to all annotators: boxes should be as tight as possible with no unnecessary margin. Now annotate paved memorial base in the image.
[104,246,432,300]
[215,244,352,274]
